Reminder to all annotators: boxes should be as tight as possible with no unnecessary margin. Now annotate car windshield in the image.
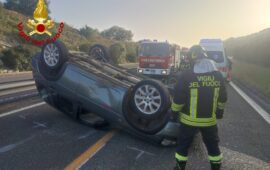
[206,51,224,63]
[139,43,170,57]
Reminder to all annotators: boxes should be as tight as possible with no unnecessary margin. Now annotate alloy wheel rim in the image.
[134,85,162,115]
[43,43,60,67]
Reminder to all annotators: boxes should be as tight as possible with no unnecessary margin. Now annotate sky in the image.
[4,0,270,46]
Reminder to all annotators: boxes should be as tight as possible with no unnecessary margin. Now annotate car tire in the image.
[123,79,171,135]
[89,44,110,63]
[39,41,68,81]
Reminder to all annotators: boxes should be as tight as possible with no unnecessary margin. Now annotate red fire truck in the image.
[137,40,181,77]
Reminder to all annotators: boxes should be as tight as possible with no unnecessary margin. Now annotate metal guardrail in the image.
[0,78,33,85]
[0,80,36,97]
[0,81,35,89]
[0,71,32,76]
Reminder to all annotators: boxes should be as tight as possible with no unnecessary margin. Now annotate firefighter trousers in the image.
[176,124,221,162]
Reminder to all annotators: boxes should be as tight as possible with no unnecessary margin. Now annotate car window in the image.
[206,51,224,63]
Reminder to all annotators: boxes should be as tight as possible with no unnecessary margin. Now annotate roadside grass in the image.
[232,60,270,98]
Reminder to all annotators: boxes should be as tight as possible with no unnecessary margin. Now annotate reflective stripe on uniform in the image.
[175,153,188,161]
[180,113,216,122]
[218,102,225,110]
[212,88,220,117]
[177,86,221,127]
[208,154,223,162]
[189,89,198,120]
[171,102,184,112]
[180,116,217,127]
[180,87,218,127]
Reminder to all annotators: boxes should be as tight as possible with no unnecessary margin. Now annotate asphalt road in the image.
[0,84,269,170]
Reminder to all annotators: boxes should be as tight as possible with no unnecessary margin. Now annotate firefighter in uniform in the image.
[179,55,191,71]
[172,45,227,170]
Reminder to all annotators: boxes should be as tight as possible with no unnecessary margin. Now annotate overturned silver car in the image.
[32,41,179,145]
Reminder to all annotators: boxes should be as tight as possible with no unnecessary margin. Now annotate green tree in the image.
[125,42,138,62]
[79,25,99,39]
[0,2,3,15]
[1,45,38,71]
[1,49,18,70]
[4,0,50,16]
[79,43,91,52]
[109,43,127,64]
[0,58,4,70]
[101,26,133,41]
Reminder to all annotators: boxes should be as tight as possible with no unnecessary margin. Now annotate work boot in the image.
[173,161,186,170]
[210,163,221,170]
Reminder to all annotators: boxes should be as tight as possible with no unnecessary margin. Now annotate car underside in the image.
[32,41,180,145]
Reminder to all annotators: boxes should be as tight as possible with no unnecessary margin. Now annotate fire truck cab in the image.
[137,40,181,77]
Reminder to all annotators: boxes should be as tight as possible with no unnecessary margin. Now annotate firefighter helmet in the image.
[187,45,208,61]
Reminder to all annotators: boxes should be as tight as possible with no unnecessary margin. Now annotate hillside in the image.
[224,28,270,67]
[0,6,114,50]
[224,28,270,97]
[0,6,137,71]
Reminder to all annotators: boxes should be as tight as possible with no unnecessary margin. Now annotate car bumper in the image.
[137,68,171,76]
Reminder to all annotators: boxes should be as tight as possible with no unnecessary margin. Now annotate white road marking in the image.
[33,121,47,128]
[0,102,46,118]
[77,131,96,140]
[0,135,35,153]
[230,82,270,124]
[127,146,156,160]
[19,115,26,119]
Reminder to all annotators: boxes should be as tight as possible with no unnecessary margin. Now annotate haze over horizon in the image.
[3,0,270,46]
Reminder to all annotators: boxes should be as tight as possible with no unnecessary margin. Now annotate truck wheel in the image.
[123,79,171,135]
[39,41,68,80]
[89,44,110,63]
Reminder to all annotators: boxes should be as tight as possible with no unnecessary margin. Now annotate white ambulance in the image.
[199,39,229,80]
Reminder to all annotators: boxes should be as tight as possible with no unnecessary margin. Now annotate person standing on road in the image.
[171,45,227,170]
[179,55,191,71]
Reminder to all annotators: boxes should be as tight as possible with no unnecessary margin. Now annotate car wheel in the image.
[39,41,68,80]
[123,79,171,135]
[89,44,110,63]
